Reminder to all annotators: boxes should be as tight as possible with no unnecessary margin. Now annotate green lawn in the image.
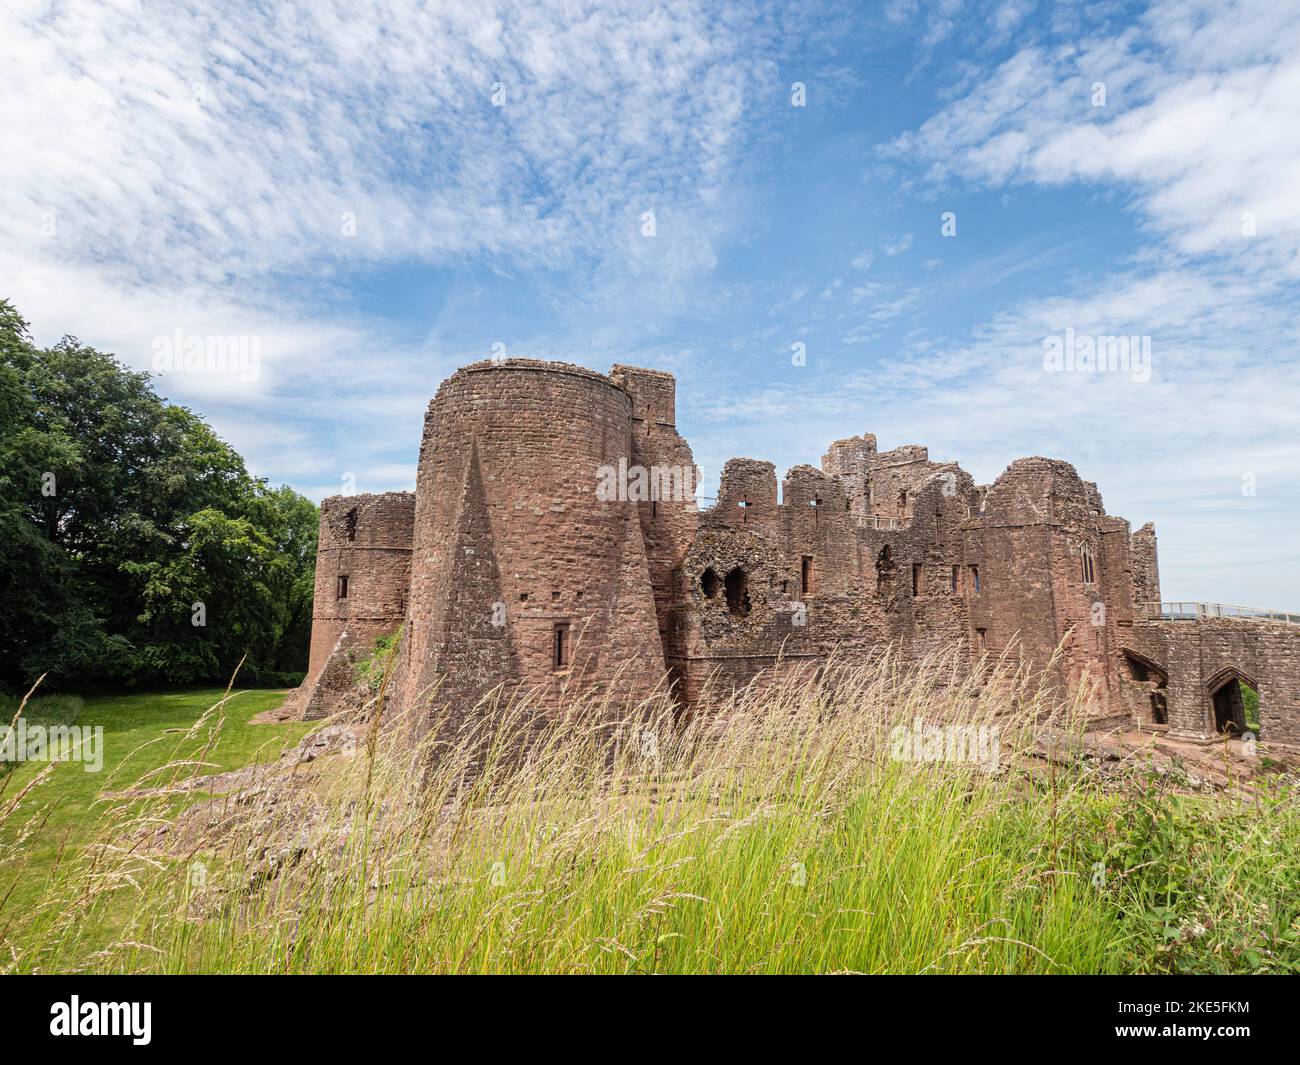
[0,688,316,918]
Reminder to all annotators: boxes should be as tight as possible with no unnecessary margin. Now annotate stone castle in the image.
[289,358,1300,748]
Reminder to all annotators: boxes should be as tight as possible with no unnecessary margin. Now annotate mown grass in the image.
[2,653,1297,975]
[0,686,316,929]
[0,693,86,781]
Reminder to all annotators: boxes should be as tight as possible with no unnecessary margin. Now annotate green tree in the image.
[0,299,317,690]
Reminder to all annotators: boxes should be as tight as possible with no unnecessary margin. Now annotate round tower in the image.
[395,359,667,730]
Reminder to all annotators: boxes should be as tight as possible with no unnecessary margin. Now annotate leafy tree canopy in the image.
[0,299,317,691]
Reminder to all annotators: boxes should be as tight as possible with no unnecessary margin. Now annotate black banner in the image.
[3,975,1288,1051]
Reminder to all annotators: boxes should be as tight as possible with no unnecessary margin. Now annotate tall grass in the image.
[2,649,1296,974]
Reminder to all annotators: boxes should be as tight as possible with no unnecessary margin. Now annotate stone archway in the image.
[1121,649,1168,726]
[1205,666,1261,736]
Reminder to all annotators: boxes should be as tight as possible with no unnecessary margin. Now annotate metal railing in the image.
[1145,601,1300,625]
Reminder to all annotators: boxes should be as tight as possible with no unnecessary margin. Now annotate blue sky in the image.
[3,0,1298,606]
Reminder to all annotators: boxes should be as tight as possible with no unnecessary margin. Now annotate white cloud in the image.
[837,0,1300,604]
[885,0,1300,276]
[882,233,913,256]
[691,261,1300,604]
[992,0,1033,36]
[693,0,1300,607]
[1,0,772,287]
[0,0,779,496]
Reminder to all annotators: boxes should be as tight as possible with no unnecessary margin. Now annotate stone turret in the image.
[290,491,414,719]
[392,359,667,738]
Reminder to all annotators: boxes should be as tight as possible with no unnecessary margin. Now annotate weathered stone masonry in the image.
[285,491,414,719]
[293,358,1300,748]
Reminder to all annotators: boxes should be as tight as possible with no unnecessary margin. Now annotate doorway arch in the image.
[1121,649,1169,726]
[1205,666,1261,736]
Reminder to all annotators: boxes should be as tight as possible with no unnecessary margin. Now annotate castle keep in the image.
[290,359,1300,749]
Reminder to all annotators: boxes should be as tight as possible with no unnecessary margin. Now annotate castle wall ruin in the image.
[292,359,1300,750]
[288,491,414,720]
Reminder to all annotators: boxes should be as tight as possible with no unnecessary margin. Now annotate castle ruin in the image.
[288,359,1300,749]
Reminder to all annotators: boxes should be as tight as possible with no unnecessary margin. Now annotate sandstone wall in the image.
[608,364,700,671]
[1130,523,1161,606]
[669,453,980,706]
[394,360,667,736]
[821,433,877,518]
[296,491,414,718]
[962,458,1139,717]
[1127,618,1300,746]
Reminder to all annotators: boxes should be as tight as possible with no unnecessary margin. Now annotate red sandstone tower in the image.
[391,359,689,734]
[289,491,414,719]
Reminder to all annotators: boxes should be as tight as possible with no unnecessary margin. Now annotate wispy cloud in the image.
[693,0,1300,605]
[0,0,780,492]
[882,233,913,256]
[2,0,775,285]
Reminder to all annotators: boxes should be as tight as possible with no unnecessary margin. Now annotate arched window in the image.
[1080,544,1096,585]
[701,567,721,599]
